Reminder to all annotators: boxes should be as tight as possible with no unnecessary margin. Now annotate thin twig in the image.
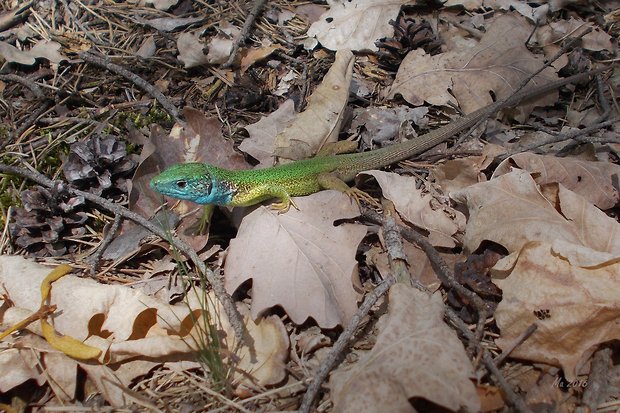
[0,163,247,344]
[0,74,45,99]
[88,213,123,276]
[78,52,182,123]
[481,350,533,413]
[59,0,104,46]
[361,207,490,349]
[454,27,594,148]
[502,118,618,157]
[222,0,268,68]
[442,300,533,412]
[299,276,397,413]
[494,323,537,366]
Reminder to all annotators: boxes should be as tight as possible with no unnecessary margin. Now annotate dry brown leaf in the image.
[224,190,366,328]
[493,241,620,380]
[176,23,240,68]
[451,170,620,265]
[295,4,327,24]
[306,0,411,52]
[136,35,156,58]
[432,158,483,194]
[330,284,480,413]
[0,255,289,400]
[431,144,506,194]
[485,0,549,23]
[0,40,65,65]
[386,13,558,120]
[142,16,203,32]
[535,17,613,53]
[0,333,68,393]
[493,153,620,209]
[274,49,354,160]
[144,0,178,11]
[443,0,483,10]
[239,44,281,73]
[240,99,297,166]
[366,242,451,289]
[362,170,465,247]
[349,106,429,147]
[234,305,289,386]
[176,32,210,68]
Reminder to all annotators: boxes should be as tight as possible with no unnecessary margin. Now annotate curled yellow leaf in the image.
[40,319,101,360]
[40,263,72,304]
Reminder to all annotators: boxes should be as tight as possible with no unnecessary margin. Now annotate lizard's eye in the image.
[176,180,187,189]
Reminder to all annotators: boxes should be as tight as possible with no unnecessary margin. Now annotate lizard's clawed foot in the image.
[270,198,299,214]
[345,188,380,208]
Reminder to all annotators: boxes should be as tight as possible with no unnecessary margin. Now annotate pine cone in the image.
[62,135,137,196]
[375,14,442,70]
[10,183,87,256]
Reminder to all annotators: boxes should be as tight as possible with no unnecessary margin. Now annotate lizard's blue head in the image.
[150,163,234,205]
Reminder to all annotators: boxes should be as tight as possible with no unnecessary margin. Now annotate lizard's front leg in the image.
[267,186,299,213]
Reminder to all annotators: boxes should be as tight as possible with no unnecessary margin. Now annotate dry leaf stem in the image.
[0,163,248,345]
[381,199,412,285]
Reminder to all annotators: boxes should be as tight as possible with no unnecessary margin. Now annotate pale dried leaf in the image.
[330,284,480,412]
[0,256,289,397]
[493,241,620,380]
[0,334,56,391]
[0,40,65,65]
[306,0,411,51]
[240,45,280,73]
[29,40,65,64]
[432,158,483,194]
[484,0,549,23]
[206,36,234,65]
[240,99,296,166]
[295,4,328,25]
[273,70,299,96]
[274,49,354,160]
[234,305,289,385]
[349,106,429,146]
[363,170,465,247]
[144,0,178,11]
[493,153,620,209]
[452,170,620,266]
[224,191,366,328]
[365,243,449,289]
[136,35,156,58]
[177,32,209,68]
[386,13,558,119]
[535,17,613,52]
[144,16,203,32]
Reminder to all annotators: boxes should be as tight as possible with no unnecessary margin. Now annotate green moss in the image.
[0,125,9,140]
[111,107,175,131]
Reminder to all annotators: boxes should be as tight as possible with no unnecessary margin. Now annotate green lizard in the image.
[150,71,601,212]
